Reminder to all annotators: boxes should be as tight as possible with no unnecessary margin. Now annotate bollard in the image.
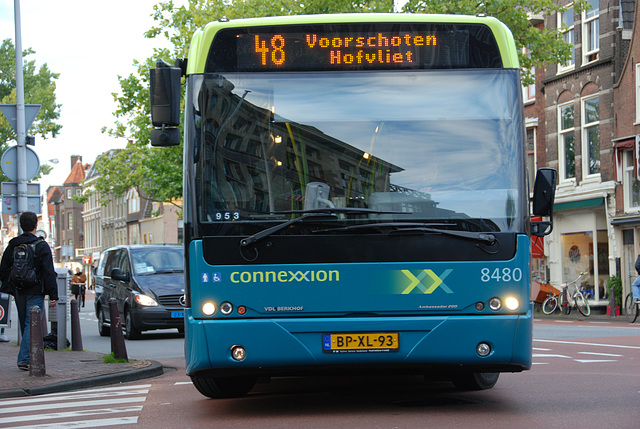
[561,287,568,315]
[70,299,83,351]
[609,286,616,318]
[29,306,46,377]
[108,298,128,361]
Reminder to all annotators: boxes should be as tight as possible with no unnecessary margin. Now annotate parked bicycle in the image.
[542,272,591,317]
[624,292,639,323]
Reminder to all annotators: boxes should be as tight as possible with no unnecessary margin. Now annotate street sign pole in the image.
[14,0,27,226]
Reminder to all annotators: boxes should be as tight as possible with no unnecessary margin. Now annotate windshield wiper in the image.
[240,208,411,247]
[314,222,497,245]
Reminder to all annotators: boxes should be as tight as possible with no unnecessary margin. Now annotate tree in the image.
[0,39,61,182]
[96,0,587,207]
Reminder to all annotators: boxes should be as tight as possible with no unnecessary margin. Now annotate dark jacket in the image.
[0,232,58,300]
[636,254,640,276]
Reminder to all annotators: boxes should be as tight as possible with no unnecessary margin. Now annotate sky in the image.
[0,0,410,196]
[0,0,176,193]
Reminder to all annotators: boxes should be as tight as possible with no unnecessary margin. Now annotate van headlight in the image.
[134,293,158,307]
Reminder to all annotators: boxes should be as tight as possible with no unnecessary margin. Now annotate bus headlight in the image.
[202,302,216,316]
[505,297,519,311]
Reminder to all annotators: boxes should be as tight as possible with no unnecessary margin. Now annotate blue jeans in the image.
[632,276,640,300]
[15,294,44,364]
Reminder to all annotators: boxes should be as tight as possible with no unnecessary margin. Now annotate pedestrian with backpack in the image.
[0,212,58,371]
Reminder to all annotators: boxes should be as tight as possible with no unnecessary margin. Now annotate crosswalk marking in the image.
[1,416,138,429]
[0,384,149,428]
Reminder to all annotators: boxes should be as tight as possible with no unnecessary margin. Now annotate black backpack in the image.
[10,238,42,290]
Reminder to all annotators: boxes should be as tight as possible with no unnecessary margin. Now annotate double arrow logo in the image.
[400,269,453,294]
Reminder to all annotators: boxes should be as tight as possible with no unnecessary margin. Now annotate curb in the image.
[0,360,164,399]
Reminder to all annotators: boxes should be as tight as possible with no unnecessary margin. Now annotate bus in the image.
[149,13,557,398]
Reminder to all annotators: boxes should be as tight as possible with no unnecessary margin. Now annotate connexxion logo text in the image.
[230,269,340,284]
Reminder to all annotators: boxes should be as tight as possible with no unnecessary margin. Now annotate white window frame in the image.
[582,0,600,64]
[636,64,640,124]
[558,6,575,73]
[526,126,537,191]
[581,94,600,180]
[558,101,576,183]
[522,48,535,103]
[623,149,640,212]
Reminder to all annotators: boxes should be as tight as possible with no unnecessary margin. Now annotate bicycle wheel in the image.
[542,296,558,315]
[625,293,639,323]
[575,292,590,317]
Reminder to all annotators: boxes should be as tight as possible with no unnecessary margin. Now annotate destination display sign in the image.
[207,23,503,72]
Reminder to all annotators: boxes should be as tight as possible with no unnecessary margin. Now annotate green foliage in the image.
[0,39,62,182]
[103,352,129,364]
[606,276,622,306]
[100,0,591,205]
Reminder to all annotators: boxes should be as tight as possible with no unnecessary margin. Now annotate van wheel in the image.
[97,307,110,337]
[124,308,141,340]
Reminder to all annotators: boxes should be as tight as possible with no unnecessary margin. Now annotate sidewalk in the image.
[0,341,163,398]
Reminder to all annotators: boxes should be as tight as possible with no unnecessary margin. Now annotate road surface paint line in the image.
[532,353,572,358]
[1,416,138,429]
[573,359,617,363]
[0,390,150,407]
[532,347,552,351]
[0,397,146,415]
[174,382,193,385]
[534,339,640,350]
[553,320,575,323]
[0,406,143,425]
[532,362,550,365]
[577,351,623,357]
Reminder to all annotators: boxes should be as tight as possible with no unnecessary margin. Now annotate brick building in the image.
[534,0,634,307]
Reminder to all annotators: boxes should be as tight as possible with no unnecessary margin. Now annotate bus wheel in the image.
[191,375,257,398]
[450,371,499,390]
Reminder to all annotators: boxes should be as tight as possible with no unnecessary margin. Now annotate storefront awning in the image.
[611,215,640,227]
[554,197,604,212]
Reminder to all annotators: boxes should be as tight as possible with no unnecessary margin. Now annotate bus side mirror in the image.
[149,60,183,147]
[531,168,557,237]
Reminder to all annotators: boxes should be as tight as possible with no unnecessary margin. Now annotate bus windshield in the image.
[192,68,524,233]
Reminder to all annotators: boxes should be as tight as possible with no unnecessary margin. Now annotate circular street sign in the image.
[1,146,40,182]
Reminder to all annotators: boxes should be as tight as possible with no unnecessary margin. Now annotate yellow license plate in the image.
[323,332,399,353]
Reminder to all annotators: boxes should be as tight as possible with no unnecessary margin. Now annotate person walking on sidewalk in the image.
[0,212,58,371]
[632,254,640,302]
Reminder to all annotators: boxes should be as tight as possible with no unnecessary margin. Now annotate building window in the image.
[526,127,536,188]
[583,0,599,63]
[558,7,575,71]
[623,150,640,211]
[558,102,576,180]
[522,48,535,103]
[66,189,72,199]
[582,95,600,176]
[68,212,73,230]
[128,189,140,214]
[636,64,640,123]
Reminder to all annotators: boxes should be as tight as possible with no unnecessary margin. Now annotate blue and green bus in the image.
[150,13,556,398]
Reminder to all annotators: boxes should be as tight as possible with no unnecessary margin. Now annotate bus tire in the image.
[450,371,499,390]
[190,375,257,398]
